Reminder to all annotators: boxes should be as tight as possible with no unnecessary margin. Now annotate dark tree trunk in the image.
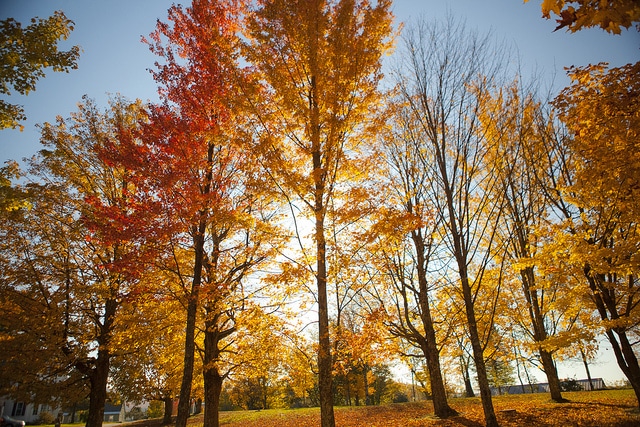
[606,328,640,406]
[85,298,117,427]
[177,139,215,427]
[175,291,199,427]
[86,350,109,427]
[460,271,499,427]
[412,230,458,418]
[308,1,334,422]
[203,310,235,427]
[203,361,223,427]
[176,223,206,427]
[461,357,475,398]
[587,269,640,407]
[540,349,564,401]
[162,397,173,424]
[363,366,370,406]
[521,267,565,402]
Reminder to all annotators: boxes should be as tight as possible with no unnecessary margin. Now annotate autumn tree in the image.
[550,62,640,406]
[331,304,392,406]
[0,181,87,410]
[0,96,150,427]
[136,2,284,427]
[109,279,185,425]
[243,1,394,426]
[525,0,640,33]
[367,98,458,417]
[0,11,80,130]
[393,16,512,427]
[475,81,576,402]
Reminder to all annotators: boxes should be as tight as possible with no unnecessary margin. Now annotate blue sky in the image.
[0,0,638,385]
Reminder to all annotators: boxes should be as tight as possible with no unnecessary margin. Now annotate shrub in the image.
[560,378,583,392]
[35,412,56,425]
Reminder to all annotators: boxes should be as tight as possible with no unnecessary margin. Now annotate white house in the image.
[0,398,60,424]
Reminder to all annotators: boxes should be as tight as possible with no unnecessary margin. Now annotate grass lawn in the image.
[47,389,640,427]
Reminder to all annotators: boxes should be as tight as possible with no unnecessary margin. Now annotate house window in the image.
[33,404,39,416]
[12,402,26,417]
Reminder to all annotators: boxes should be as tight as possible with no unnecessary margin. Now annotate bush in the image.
[560,378,583,392]
[35,412,56,425]
[392,392,409,403]
[147,401,163,419]
[126,407,146,421]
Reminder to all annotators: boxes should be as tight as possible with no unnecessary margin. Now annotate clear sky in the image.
[0,0,638,386]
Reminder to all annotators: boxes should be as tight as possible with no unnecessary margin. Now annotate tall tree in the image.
[0,96,149,427]
[142,2,245,425]
[243,1,394,426]
[476,81,569,402]
[551,62,640,406]
[0,11,79,130]
[368,99,457,418]
[394,16,510,427]
[140,2,282,426]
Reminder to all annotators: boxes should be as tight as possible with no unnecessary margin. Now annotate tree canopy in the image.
[0,11,80,130]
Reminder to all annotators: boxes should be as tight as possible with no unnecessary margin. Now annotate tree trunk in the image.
[580,346,594,390]
[175,291,198,427]
[162,397,173,425]
[412,231,457,418]
[311,67,335,427]
[203,361,223,427]
[176,228,206,427]
[521,267,565,402]
[423,344,456,417]
[587,269,640,407]
[606,328,640,406]
[461,358,475,398]
[460,273,499,427]
[513,345,526,394]
[203,309,235,427]
[85,298,117,427]
[540,349,564,401]
[363,366,370,406]
[86,349,110,427]
[315,199,334,424]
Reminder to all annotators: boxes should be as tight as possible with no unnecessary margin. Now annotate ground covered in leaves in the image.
[116,389,639,427]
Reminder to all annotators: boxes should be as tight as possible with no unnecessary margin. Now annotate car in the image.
[0,416,25,427]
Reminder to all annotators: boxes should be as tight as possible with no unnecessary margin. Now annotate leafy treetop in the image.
[0,10,80,130]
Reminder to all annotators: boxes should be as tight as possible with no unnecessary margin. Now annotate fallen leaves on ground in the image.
[214,389,640,427]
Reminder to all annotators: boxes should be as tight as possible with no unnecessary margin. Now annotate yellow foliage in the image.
[526,0,640,33]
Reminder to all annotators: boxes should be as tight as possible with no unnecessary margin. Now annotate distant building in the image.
[103,403,125,423]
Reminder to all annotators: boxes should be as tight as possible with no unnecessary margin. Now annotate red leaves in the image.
[553,7,577,32]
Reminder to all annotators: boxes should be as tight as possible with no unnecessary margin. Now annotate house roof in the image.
[103,404,122,415]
